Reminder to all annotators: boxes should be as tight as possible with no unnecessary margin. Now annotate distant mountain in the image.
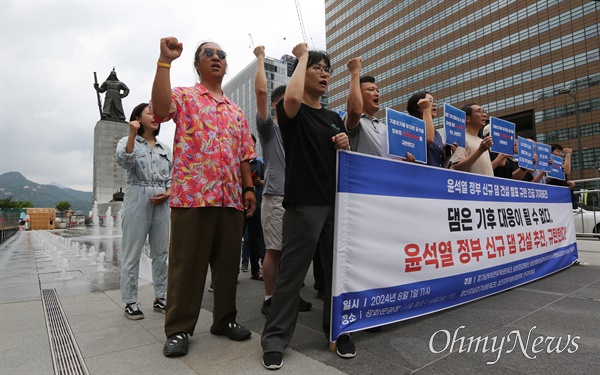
[0,172,92,212]
[49,181,69,189]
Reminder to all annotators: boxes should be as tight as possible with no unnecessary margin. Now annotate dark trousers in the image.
[164,207,244,337]
[243,209,265,275]
[261,205,335,353]
[313,244,324,292]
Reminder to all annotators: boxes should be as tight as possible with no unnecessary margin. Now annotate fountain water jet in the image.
[91,201,100,237]
[56,257,73,281]
[97,252,107,271]
[105,207,114,237]
[116,206,123,235]
[89,245,97,265]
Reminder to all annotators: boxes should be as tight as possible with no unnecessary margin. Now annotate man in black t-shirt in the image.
[548,144,578,208]
[489,139,544,183]
[261,43,352,370]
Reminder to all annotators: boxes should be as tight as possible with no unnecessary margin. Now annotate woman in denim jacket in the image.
[116,102,172,320]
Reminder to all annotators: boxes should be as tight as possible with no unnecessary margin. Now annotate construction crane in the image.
[248,33,255,49]
[294,0,308,45]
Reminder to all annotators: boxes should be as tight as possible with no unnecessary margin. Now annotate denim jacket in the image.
[115,135,172,188]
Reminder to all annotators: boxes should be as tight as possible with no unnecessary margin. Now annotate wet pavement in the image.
[0,230,598,374]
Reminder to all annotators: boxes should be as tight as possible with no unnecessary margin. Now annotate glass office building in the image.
[224,56,290,156]
[325,0,599,187]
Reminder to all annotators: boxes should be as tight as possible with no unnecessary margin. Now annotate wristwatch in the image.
[243,186,256,195]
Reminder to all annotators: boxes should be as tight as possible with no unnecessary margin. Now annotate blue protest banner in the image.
[338,109,346,118]
[444,103,466,148]
[548,155,566,180]
[489,117,515,156]
[517,137,535,171]
[385,108,426,163]
[536,142,552,172]
[332,151,577,340]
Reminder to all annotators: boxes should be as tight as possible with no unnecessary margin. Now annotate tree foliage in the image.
[55,201,71,213]
[0,197,34,209]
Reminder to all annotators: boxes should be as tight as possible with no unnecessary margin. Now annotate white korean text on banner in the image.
[489,117,515,156]
[536,143,552,172]
[444,103,466,148]
[385,108,427,163]
[517,136,535,171]
[332,151,577,340]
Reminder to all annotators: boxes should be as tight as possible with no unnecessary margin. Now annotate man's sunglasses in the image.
[201,48,227,60]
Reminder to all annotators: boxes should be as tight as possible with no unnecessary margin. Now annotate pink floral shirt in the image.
[158,83,255,210]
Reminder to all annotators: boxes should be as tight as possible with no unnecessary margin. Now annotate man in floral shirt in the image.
[152,37,257,358]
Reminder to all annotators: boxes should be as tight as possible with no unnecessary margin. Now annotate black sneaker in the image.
[163,332,188,357]
[261,298,272,318]
[124,302,144,320]
[210,321,251,341]
[153,298,166,313]
[298,297,312,312]
[241,263,249,272]
[336,334,356,358]
[262,351,283,370]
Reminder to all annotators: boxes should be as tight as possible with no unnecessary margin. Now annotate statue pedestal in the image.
[92,119,128,206]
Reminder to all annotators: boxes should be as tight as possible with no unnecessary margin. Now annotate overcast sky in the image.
[0,0,327,191]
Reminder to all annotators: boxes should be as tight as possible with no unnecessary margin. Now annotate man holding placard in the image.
[384,108,427,163]
[485,125,519,179]
[548,144,578,208]
[344,57,382,156]
[535,142,552,175]
[450,104,494,175]
[515,137,546,183]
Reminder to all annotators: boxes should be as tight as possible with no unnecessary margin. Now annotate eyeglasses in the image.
[309,64,332,75]
[201,48,227,60]
[472,107,487,114]
[428,98,437,104]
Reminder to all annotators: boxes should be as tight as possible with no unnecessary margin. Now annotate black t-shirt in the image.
[491,152,513,179]
[277,101,346,206]
[491,153,533,181]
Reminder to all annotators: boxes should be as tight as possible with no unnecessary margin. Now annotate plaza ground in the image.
[0,231,598,374]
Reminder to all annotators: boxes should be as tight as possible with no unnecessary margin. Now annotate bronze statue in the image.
[94,68,130,121]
